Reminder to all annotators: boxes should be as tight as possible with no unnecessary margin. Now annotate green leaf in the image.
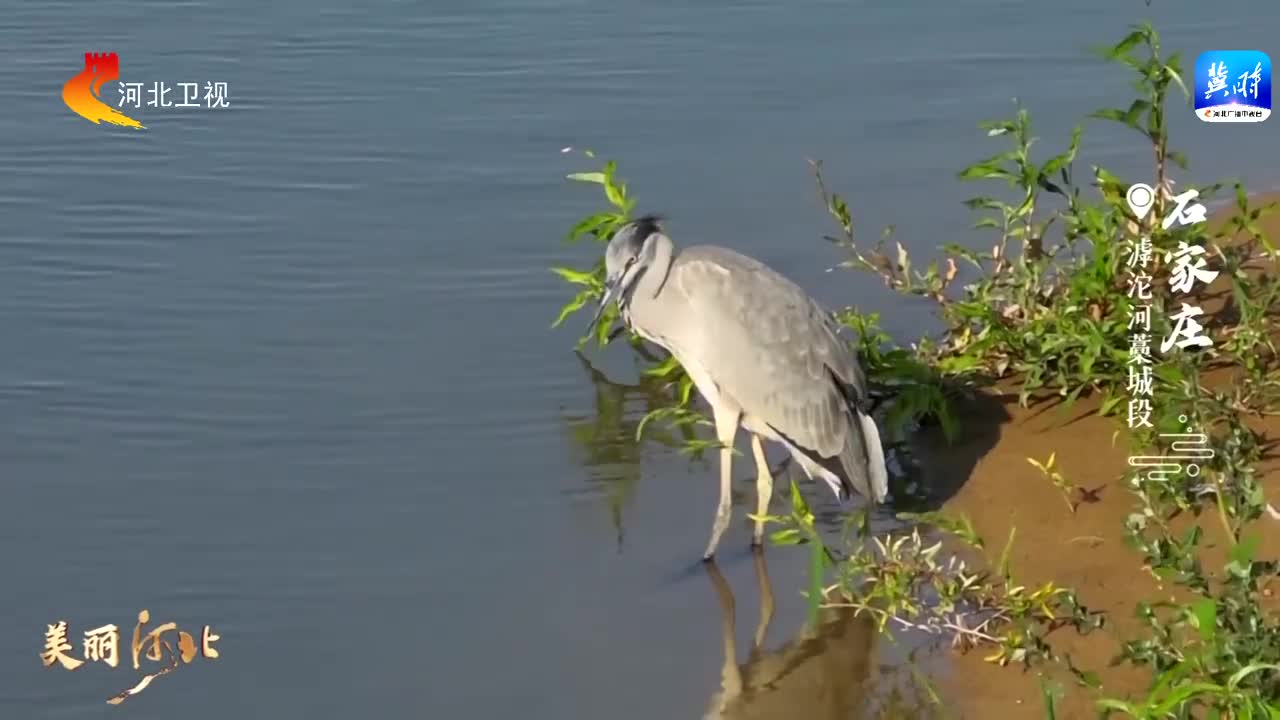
[963,196,1007,211]
[1227,664,1280,690]
[1165,62,1191,100]
[604,180,626,209]
[1092,99,1149,133]
[594,305,616,346]
[1100,391,1124,416]
[1230,533,1260,567]
[1150,682,1231,715]
[642,355,682,378]
[1190,598,1217,642]
[806,535,825,627]
[678,375,696,406]
[1125,99,1152,123]
[958,162,1014,181]
[998,525,1017,579]
[1040,679,1062,720]
[551,266,600,287]
[1056,382,1086,418]
[1108,28,1146,59]
[565,212,620,244]
[1041,126,1083,177]
[771,527,802,546]
[551,288,593,328]
[679,439,729,457]
[566,171,606,184]
[980,120,1017,136]
[1090,108,1130,125]
[1096,699,1141,714]
[635,407,667,442]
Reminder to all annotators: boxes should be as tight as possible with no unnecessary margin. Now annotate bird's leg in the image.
[703,409,740,561]
[703,559,743,700]
[750,433,774,548]
[750,543,775,655]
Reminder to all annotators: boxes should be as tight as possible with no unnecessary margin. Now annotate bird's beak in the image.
[586,277,618,337]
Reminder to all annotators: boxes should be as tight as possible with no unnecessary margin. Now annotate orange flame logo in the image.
[63,53,144,129]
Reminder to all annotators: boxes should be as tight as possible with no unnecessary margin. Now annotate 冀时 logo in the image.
[1194,50,1271,123]
[62,52,145,129]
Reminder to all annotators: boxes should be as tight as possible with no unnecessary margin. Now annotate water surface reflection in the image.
[702,551,877,719]
[560,347,699,549]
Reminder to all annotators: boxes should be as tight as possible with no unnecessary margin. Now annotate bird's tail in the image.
[837,408,890,504]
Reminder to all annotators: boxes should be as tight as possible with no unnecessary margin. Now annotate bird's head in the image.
[587,214,666,336]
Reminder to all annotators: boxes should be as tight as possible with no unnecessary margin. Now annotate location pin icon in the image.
[1126,183,1156,221]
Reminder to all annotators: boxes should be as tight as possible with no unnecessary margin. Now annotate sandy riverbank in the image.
[908,192,1280,718]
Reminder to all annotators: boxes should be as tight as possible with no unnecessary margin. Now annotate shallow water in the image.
[1,1,1278,717]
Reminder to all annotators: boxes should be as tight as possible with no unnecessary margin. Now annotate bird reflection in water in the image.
[702,550,878,720]
[702,550,946,719]
[561,347,700,550]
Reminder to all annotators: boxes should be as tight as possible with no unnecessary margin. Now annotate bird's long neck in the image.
[621,235,675,343]
[634,233,674,302]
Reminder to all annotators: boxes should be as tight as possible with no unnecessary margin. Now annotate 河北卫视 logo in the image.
[62,52,145,129]
[62,52,231,129]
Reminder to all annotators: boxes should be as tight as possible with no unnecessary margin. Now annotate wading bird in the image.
[586,216,889,560]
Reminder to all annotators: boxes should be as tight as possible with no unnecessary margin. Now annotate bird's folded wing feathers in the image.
[673,252,870,459]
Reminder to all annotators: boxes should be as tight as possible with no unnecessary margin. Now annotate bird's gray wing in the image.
[671,248,869,458]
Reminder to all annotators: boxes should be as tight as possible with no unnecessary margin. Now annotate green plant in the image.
[551,151,637,346]
[836,309,962,446]
[1042,677,1065,720]
[1026,452,1083,514]
[755,507,1105,668]
[753,477,836,626]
